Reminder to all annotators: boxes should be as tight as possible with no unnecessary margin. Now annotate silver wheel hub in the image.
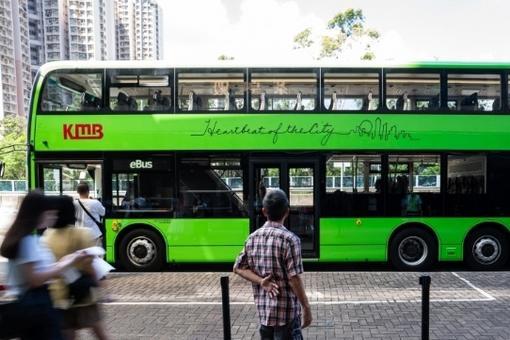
[473,236,500,265]
[398,236,428,267]
[127,237,156,266]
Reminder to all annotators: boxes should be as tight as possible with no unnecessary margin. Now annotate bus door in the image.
[37,161,103,199]
[249,158,319,258]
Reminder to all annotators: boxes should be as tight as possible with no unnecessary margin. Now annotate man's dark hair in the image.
[263,188,289,221]
[77,182,90,195]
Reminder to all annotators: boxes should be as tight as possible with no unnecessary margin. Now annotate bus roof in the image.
[37,60,510,77]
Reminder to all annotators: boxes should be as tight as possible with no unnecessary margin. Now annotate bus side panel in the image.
[319,217,510,262]
[167,219,249,262]
[320,218,391,261]
[431,217,510,261]
[106,218,249,263]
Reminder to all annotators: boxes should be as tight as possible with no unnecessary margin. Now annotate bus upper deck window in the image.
[447,73,501,112]
[177,70,245,112]
[250,70,317,112]
[323,72,379,111]
[385,72,440,112]
[41,72,103,112]
[109,72,171,112]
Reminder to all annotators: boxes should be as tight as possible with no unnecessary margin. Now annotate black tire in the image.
[118,229,165,271]
[464,227,509,270]
[389,227,437,271]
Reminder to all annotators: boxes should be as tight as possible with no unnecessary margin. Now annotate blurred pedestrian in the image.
[74,182,105,248]
[43,195,109,340]
[0,191,89,340]
[234,189,312,340]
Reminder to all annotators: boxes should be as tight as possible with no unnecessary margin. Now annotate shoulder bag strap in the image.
[77,199,102,228]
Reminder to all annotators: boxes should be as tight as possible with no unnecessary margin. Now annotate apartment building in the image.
[0,0,32,118]
[116,0,160,60]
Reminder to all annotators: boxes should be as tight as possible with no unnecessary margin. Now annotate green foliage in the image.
[320,35,343,59]
[327,9,364,37]
[0,116,27,179]
[218,54,235,61]
[293,28,314,49]
[361,51,375,60]
[294,8,380,60]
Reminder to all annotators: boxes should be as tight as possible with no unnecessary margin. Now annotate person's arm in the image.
[233,244,279,297]
[21,252,88,289]
[233,267,279,297]
[288,274,312,328]
[284,237,312,328]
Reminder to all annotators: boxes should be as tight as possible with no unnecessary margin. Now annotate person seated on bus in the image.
[128,96,138,110]
[492,97,500,112]
[293,91,304,110]
[81,92,101,111]
[121,182,149,209]
[401,190,423,216]
[147,90,169,111]
[116,91,131,111]
[328,91,338,110]
[461,92,479,111]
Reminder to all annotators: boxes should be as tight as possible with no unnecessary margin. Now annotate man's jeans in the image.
[259,317,303,340]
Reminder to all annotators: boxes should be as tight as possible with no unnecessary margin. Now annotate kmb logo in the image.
[63,124,104,140]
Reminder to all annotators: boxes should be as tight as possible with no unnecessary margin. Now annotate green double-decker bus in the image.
[28,61,510,271]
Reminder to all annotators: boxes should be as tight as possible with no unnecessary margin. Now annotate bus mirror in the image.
[0,161,4,178]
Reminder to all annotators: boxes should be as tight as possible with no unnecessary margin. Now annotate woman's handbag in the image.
[68,273,98,304]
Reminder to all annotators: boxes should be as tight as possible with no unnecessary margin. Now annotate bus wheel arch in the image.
[116,224,167,271]
[388,223,438,271]
[464,222,509,270]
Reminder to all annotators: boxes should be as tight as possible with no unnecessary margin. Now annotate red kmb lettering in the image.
[63,124,74,139]
[63,123,104,140]
[92,124,103,139]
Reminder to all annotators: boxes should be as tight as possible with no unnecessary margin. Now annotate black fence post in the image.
[221,276,231,340]
[419,275,431,340]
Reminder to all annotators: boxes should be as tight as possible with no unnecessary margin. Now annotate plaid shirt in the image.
[234,221,304,326]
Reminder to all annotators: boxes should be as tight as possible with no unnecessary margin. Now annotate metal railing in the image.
[0,176,441,193]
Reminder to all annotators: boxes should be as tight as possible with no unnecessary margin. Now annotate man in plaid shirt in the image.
[234,189,312,339]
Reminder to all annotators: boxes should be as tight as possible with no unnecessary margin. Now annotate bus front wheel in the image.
[119,229,165,271]
[389,227,436,270]
[464,227,508,270]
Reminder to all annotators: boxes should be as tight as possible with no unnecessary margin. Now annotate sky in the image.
[157,0,510,64]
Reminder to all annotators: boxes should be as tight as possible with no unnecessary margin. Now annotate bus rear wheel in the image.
[390,227,436,271]
[464,227,508,270]
[119,229,165,271]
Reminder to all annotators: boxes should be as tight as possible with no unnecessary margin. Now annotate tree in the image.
[218,54,235,61]
[293,8,380,60]
[0,116,27,179]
